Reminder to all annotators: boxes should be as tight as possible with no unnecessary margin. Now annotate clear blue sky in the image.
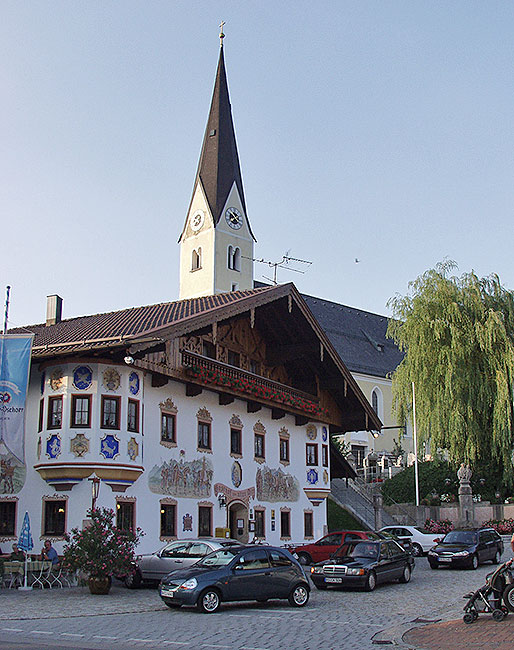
[3,1,514,328]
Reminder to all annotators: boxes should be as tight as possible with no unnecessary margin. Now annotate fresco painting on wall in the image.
[149,456,213,498]
[256,466,299,502]
[0,452,26,494]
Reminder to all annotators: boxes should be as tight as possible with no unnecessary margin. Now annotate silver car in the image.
[125,538,242,588]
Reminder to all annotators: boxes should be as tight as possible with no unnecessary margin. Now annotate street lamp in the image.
[89,476,100,511]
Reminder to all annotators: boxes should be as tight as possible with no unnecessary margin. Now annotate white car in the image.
[379,526,441,556]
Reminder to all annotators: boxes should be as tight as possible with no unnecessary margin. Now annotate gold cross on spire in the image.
[219,21,225,46]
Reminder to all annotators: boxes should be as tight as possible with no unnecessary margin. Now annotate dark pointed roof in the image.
[191,45,253,234]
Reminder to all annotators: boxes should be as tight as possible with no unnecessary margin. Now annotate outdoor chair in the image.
[30,561,52,588]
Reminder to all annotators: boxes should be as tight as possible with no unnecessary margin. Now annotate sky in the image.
[2,1,514,329]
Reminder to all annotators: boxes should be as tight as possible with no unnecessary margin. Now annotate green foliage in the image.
[327,497,367,531]
[63,507,144,578]
[387,260,514,484]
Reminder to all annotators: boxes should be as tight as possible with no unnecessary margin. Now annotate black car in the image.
[427,528,504,569]
[159,545,310,613]
[310,539,415,591]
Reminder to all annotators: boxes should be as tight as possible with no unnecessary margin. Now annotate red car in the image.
[290,531,384,565]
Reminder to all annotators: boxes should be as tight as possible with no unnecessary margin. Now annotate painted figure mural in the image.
[149,456,213,498]
[256,466,299,502]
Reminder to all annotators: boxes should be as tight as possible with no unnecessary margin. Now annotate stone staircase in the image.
[331,478,398,529]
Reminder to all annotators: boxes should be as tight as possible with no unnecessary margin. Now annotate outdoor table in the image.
[3,561,24,588]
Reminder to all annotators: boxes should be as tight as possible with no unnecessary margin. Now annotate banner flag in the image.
[0,334,34,462]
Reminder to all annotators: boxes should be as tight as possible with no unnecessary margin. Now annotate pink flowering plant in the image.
[483,518,514,534]
[424,518,454,535]
[63,507,144,578]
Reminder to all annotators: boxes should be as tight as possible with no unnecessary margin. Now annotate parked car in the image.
[290,530,385,565]
[378,530,413,554]
[159,545,310,613]
[310,539,415,591]
[427,528,504,570]
[125,538,242,587]
[379,525,441,556]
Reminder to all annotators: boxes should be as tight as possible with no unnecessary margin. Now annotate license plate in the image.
[161,588,174,597]
[439,558,452,563]
[325,577,343,583]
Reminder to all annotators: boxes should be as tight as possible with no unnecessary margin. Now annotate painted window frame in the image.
[42,497,67,538]
[116,498,135,533]
[47,396,63,430]
[0,499,17,537]
[304,511,314,539]
[280,509,291,540]
[101,395,121,430]
[322,444,329,467]
[70,394,92,428]
[306,443,318,466]
[198,504,213,537]
[127,398,139,433]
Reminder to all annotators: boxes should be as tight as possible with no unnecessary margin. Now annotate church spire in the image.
[192,28,248,227]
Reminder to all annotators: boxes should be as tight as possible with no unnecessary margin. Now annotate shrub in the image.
[482,518,514,534]
[424,518,454,534]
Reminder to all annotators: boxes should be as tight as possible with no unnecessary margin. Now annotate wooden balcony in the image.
[181,350,327,420]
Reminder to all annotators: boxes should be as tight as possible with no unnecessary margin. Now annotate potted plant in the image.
[63,507,143,594]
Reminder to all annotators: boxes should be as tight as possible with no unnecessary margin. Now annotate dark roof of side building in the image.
[302,293,404,378]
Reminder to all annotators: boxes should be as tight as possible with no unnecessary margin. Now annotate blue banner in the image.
[0,334,34,462]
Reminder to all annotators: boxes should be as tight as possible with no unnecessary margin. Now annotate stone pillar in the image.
[457,463,474,528]
[373,492,383,530]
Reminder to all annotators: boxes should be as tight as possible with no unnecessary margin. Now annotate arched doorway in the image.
[229,501,248,543]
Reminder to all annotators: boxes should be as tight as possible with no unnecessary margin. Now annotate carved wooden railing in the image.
[181,350,327,418]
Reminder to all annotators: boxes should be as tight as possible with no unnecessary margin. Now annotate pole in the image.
[3,286,11,334]
[412,381,420,507]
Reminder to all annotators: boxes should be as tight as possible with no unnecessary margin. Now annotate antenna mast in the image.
[250,253,312,285]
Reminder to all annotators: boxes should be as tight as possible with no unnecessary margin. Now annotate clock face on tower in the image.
[190,210,205,232]
[225,207,243,230]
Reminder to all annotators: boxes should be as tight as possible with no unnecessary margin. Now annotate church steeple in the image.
[179,28,255,300]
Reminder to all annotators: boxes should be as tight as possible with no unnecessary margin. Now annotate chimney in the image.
[46,295,63,326]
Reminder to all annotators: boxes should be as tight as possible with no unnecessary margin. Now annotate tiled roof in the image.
[9,287,275,354]
[302,294,404,378]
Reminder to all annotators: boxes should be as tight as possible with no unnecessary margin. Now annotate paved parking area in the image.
[1,549,512,650]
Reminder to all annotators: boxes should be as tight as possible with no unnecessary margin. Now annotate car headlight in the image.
[311,566,324,574]
[346,568,365,576]
[180,578,198,590]
[453,551,470,557]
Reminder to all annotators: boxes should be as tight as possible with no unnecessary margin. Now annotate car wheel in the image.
[288,583,309,607]
[197,588,221,613]
[412,543,423,557]
[124,570,142,589]
[399,565,411,584]
[365,570,377,592]
[470,554,479,570]
[503,584,514,612]
[492,550,501,564]
[297,552,312,566]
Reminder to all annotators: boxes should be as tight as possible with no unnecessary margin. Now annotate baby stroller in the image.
[462,558,514,624]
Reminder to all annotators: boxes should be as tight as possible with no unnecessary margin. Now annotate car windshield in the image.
[335,542,378,559]
[195,548,239,567]
[442,531,477,544]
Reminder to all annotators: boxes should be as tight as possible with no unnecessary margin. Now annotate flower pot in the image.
[88,575,111,595]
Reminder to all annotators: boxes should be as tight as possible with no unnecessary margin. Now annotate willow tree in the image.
[387,260,514,484]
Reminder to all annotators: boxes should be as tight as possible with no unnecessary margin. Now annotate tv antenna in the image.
[249,252,312,285]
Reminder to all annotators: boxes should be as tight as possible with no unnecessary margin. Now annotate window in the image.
[189,542,210,558]
[306,443,318,466]
[371,387,383,418]
[270,550,293,567]
[192,248,202,271]
[71,395,91,427]
[322,444,329,467]
[227,350,240,367]
[38,399,44,432]
[254,509,265,538]
[228,246,241,271]
[230,428,242,456]
[202,340,216,359]
[43,499,66,536]
[0,500,16,536]
[198,422,211,450]
[161,413,176,444]
[116,501,134,532]
[127,399,139,432]
[47,396,62,429]
[254,433,265,459]
[351,444,367,468]
[238,549,269,570]
[280,511,291,538]
[249,359,260,375]
[160,504,176,538]
[279,437,290,463]
[304,511,314,538]
[198,505,212,537]
[101,396,120,429]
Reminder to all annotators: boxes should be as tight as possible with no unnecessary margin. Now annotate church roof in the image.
[190,44,253,236]
[302,293,404,378]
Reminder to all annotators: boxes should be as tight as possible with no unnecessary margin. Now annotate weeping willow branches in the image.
[387,260,514,483]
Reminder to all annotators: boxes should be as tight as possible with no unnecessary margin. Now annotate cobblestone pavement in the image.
[1,548,512,650]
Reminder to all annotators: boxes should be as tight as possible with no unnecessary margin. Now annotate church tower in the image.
[179,27,256,300]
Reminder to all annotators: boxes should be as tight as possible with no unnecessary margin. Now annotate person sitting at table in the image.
[41,540,59,566]
[10,544,25,562]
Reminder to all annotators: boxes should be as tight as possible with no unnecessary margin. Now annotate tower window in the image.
[192,248,202,271]
[227,246,241,271]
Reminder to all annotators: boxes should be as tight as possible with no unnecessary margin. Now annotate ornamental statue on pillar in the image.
[457,463,474,528]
